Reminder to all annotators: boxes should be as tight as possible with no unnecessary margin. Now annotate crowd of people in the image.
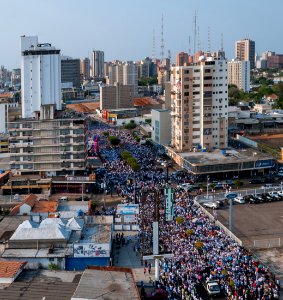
[88,120,280,300]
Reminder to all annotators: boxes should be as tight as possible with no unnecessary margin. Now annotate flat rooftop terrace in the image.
[81,224,112,244]
[72,267,139,300]
[179,149,272,166]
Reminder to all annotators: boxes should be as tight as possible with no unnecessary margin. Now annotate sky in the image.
[1,0,283,69]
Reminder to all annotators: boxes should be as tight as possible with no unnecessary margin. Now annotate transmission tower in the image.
[152,29,156,61]
[160,14,164,60]
[193,11,197,62]
[208,26,211,53]
[189,36,191,55]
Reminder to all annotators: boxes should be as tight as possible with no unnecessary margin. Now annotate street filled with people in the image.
[89,120,280,300]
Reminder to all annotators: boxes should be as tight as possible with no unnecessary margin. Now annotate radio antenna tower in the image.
[160,14,164,60]
[197,26,201,52]
[193,11,197,62]
[152,29,156,61]
[221,33,224,52]
[208,27,211,53]
[189,35,191,54]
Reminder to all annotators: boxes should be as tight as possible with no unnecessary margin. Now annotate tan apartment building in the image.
[228,59,250,92]
[171,55,228,152]
[100,83,134,110]
[235,38,255,69]
[9,105,86,177]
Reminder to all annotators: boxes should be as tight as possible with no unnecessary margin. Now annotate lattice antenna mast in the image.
[208,27,211,53]
[189,36,191,55]
[193,11,197,62]
[197,26,201,52]
[152,29,156,61]
[168,50,171,61]
[221,33,224,52]
[160,14,164,60]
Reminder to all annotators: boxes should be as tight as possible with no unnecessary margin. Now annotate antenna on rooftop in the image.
[197,25,201,52]
[189,35,191,55]
[221,33,224,52]
[193,11,197,62]
[208,26,211,53]
[160,14,165,60]
[152,29,156,61]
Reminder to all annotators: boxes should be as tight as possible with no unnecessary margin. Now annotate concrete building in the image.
[123,62,138,95]
[151,109,171,145]
[138,57,157,78]
[176,52,189,66]
[80,57,90,81]
[9,105,86,176]
[100,83,133,110]
[61,57,81,89]
[20,36,61,118]
[92,50,104,79]
[228,60,250,92]
[171,55,228,152]
[267,54,283,69]
[235,38,255,69]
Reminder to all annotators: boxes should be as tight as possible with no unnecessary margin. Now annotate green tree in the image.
[108,136,120,146]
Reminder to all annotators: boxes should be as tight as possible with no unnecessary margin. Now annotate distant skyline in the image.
[1,0,283,69]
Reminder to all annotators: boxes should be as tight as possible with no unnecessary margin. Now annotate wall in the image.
[3,257,65,270]
[65,257,109,271]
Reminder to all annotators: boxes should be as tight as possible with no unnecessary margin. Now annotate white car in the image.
[269,192,280,200]
[177,183,192,192]
[233,196,245,204]
[203,202,219,209]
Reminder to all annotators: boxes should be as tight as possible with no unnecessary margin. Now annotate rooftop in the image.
[0,261,26,279]
[179,148,272,166]
[71,267,139,300]
[81,224,112,244]
[0,216,30,242]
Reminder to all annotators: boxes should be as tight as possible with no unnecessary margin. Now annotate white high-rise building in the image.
[92,50,104,78]
[171,55,228,152]
[21,36,61,118]
[228,60,250,92]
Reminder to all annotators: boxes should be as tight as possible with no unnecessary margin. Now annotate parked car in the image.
[278,191,283,198]
[215,200,225,207]
[59,196,69,201]
[75,195,90,201]
[269,192,280,200]
[261,193,273,202]
[248,195,260,204]
[203,202,219,209]
[233,196,245,204]
[253,195,264,203]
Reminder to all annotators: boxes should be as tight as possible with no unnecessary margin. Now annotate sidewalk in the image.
[113,232,156,288]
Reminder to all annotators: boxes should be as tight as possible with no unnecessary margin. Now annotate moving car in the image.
[203,202,219,209]
[249,178,263,184]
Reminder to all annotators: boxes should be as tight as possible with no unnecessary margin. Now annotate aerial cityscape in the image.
[0,1,283,299]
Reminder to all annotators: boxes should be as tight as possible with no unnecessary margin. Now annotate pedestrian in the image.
[145,260,148,268]
[144,267,146,275]
[148,263,151,274]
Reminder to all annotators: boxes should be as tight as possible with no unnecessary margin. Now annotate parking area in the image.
[204,201,283,249]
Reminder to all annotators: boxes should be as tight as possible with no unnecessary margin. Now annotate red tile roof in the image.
[31,200,58,213]
[9,204,21,216]
[0,261,26,278]
[22,194,37,207]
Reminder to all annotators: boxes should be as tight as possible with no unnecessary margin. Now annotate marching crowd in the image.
[89,121,280,300]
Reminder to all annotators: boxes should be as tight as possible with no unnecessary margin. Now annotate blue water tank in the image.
[201,148,207,152]
[77,210,84,217]
[222,149,226,155]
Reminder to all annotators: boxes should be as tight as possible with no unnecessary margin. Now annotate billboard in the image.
[255,160,275,169]
[123,215,137,223]
[116,204,139,215]
[165,188,174,221]
[73,243,110,258]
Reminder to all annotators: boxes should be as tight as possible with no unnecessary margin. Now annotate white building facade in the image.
[171,55,229,152]
[228,60,250,92]
[21,36,61,118]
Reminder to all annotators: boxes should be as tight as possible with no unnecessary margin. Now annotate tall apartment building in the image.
[235,38,255,69]
[228,60,250,92]
[171,56,228,152]
[92,50,104,78]
[21,36,61,118]
[176,52,189,66]
[138,57,157,78]
[123,62,138,95]
[61,57,81,89]
[100,83,134,110]
[80,57,90,81]
[9,105,86,176]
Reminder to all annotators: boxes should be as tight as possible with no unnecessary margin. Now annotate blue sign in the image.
[225,192,238,199]
[255,160,274,168]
